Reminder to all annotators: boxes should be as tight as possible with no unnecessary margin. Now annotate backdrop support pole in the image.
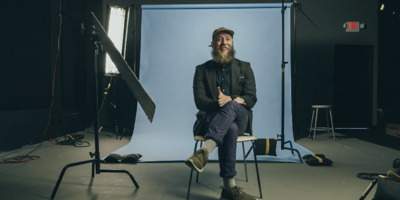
[277,1,303,163]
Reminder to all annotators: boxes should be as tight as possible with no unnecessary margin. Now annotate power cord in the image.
[55,134,90,147]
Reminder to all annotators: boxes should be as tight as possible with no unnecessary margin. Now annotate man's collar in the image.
[213,59,234,67]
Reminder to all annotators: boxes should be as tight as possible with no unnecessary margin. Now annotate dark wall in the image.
[1,0,397,151]
[0,0,53,150]
[290,0,379,136]
[0,1,52,111]
[378,0,400,126]
[0,0,101,151]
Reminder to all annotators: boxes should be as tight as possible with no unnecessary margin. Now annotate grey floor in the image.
[0,130,399,200]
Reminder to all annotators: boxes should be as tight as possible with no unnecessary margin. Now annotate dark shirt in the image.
[216,63,231,96]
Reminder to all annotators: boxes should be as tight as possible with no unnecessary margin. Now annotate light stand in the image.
[51,38,139,200]
[51,11,156,199]
[277,1,303,163]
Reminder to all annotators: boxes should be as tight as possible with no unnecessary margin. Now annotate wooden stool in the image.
[309,105,336,140]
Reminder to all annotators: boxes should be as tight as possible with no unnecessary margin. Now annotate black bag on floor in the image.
[103,153,142,163]
[254,138,277,156]
[302,154,333,166]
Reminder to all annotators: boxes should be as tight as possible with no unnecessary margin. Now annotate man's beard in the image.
[211,46,235,65]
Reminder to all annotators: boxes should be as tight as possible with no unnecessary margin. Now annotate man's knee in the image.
[225,100,239,108]
[221,101,241,115]
[228,123,239,134]
[225,124,239,142]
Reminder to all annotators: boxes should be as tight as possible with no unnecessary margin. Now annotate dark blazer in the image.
[193,58,257,134]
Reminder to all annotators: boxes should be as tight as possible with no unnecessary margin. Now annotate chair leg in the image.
[187,168,194,200]
[242,142,248,182]
[195,141,203,183]
[187,140,200,200]
[195,171,200,183]
[252,141,262,199]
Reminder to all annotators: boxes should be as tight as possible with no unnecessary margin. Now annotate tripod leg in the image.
[100,169,139,188]
[51,159,95,199]
[293,148,303,163]
[284,140,295,154]
[283,141,303,163]
[91,161,95,177]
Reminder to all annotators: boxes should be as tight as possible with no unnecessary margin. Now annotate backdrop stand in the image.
[277,1,303,163]
[50,38,139,200]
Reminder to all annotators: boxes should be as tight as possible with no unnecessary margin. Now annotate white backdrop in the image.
[113,4,312,162]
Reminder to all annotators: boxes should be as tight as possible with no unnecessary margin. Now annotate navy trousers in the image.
[204,101,249,178]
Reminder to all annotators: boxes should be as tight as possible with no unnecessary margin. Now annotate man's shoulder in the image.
[196,60,214,69]
[233,58,250,67]
[200,60,215,66]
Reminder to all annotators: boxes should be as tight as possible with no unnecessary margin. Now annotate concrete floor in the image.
[0,130,399,200]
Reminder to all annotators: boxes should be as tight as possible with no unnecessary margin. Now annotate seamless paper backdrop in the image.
[113,4,312,162]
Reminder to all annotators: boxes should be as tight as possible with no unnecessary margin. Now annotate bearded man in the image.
[185,27,258,200]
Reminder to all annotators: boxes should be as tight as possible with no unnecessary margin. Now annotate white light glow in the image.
[105,6,126,74]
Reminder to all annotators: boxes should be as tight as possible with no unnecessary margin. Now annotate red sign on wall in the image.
[346,21,360,32]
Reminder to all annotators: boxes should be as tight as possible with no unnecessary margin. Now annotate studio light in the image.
[105,6,128,74]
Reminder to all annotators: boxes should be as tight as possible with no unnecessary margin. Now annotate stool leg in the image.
[310,109,315,138]
[329,108,336,140]
[325,109,330,136]
[313,108,319,140]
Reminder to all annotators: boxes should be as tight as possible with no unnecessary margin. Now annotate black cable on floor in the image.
[357,173,386,180]
[55,134,90,148]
